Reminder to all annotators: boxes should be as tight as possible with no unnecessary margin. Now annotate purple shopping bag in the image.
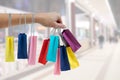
[62,29,81,52]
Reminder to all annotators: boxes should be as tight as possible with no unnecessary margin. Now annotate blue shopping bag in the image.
[17,33,28,59]
[60,46,70,71]
[46,35,59,62]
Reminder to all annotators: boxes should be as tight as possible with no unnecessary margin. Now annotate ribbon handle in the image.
[31,13,35,36]
[8,13,13,36]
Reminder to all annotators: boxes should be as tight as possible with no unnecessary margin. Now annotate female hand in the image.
[35,12,65,28]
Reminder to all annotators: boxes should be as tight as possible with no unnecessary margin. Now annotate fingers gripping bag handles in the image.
[38,39,49,65]
[5,14,15,62]
[28,14,37,65]
[62,29,81,52]
[46,29,59,62]
[17,14,28,59]
[66,47,80,69]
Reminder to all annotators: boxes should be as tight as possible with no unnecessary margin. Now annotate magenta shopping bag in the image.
[28,36,37,65]
[54,48,60,75]
[62,29,81,52]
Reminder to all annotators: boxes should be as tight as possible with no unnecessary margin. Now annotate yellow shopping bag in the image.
[5,36,15,62]
[66,47,79,69]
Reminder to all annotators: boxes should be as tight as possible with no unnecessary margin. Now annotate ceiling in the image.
[0,0,66,15]
[0,6,25,13]
[76,0,116,27]
[108,0,120,29]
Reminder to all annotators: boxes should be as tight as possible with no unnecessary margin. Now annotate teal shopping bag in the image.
[46,35,59,62]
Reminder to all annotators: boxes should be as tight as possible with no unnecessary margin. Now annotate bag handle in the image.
[31,13,35,36]
[19,14,27,33]
[50,28,56,35]
[8,13,13,36]
[56,28,68,46]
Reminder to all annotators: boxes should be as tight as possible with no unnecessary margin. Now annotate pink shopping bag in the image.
[54,48,60,75]
[28,36,37,65]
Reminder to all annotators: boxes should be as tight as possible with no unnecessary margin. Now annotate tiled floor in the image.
[41,43,117,80]
[2,42,120,80]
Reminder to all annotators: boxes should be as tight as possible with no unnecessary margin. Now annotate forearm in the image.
[0,12,65,29]
[0,13,34,28]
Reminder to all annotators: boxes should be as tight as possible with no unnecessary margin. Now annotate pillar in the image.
[89,15,95,47]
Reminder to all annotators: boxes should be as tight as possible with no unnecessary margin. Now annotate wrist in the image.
[34,13,44,23]
[25,13,42,24]
[25,13,32,23]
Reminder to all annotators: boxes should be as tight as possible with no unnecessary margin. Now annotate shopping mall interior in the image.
[0,0,120,80]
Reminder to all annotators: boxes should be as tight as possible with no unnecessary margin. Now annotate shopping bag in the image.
[17,33,28,59]
[60,46,70,71]
[54,48,60,75]
[5,36,15,62]
[66,47,79,69]
[38,39,49,65]
[28,36,37,65]
[62,29,81,52]
[47,35,59,62]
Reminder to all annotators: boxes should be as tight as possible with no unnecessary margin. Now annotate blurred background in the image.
[0,0,120,80]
